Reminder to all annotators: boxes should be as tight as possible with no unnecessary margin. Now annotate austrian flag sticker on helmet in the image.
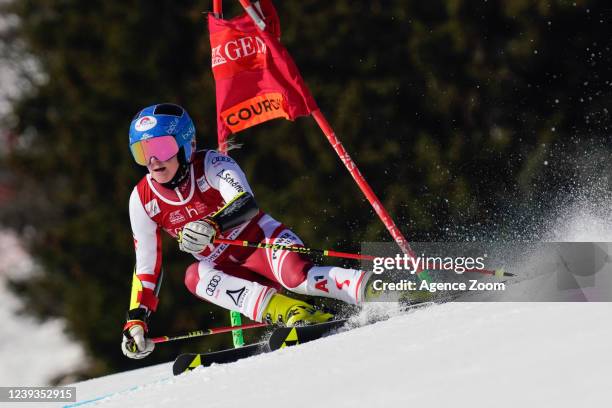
[135,116,157,132]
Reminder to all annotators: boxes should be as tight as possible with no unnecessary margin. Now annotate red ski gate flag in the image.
[208,0,318,148]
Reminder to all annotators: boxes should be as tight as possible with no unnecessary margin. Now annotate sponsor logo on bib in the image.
[196,175,211,192]
[144,199,160,218]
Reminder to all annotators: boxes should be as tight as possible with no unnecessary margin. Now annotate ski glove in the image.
[178,218,220,254]
[122,308,154,359]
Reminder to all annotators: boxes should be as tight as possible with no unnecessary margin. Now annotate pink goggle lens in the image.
[130,135,179,166]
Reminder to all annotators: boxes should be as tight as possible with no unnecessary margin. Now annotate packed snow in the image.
[64,302,612,408]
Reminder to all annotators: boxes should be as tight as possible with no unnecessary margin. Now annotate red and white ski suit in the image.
[129,150,367,321]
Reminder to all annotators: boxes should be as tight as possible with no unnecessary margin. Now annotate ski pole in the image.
[151,321,269,344]
[214,237,376,261]
[213,238,514,277]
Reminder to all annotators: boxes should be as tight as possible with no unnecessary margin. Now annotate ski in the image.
[173,342,269,375]
[268,319,348,351]
[267,299,454,351]
[174,298,462,375]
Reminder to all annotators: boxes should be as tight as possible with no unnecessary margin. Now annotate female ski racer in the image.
[121,103,370,359]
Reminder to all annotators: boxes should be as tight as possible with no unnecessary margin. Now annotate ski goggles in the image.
[130,135,179,166]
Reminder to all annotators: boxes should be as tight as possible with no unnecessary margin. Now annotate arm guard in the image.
[209,191,259,232]
[129,268,164,312]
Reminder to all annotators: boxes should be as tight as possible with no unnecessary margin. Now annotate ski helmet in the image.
[129,103,196,166]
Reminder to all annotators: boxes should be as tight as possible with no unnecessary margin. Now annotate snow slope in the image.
[63,302,612,408]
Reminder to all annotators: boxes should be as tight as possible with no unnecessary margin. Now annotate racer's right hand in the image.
[121,308,155,359]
